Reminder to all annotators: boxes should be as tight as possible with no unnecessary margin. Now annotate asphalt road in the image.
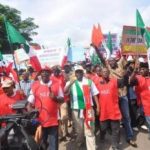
[59,127,150,150]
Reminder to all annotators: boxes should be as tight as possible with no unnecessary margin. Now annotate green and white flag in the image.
[136,9,145,36]
[0,51,3,60]
[70,79,92,109]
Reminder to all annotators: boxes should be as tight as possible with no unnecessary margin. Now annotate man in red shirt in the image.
[51,66,70,140]
[0,79,25,116]
[96,67,122,150]
[27,68,64,150]
[130,62,150,139]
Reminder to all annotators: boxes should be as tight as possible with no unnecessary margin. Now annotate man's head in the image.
[108,57,117,69]
[85,63,92,73]
[139,62,149,77]
[40,68,51,83]
[22,71,30,81]
[2,79,14,96]
[64,64,71,74]
[74,65,84,81]
[28,66,34,74]
[94,65,102,77]
[53,66,61,77]
[101,67,110,79]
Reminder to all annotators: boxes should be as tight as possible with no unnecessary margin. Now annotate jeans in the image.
[119,96,133,140]
[145,116,150,134]
[100,120,120,149]
[42,126,58,150]
[128,99,138,127]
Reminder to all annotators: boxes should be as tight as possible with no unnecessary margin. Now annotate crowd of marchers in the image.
[0,54,150,150]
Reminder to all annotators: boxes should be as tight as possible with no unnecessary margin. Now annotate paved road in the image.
[59,128,150,150]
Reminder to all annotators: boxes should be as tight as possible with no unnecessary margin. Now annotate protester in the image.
[64,65,99,150]
[107,56,137,147]
[125,59,138,128]
[18,71,33,97]
[27,67,64,150]
[84,62,99,85]
[94,64,102,78]
[96,67,122,150]
[0,79,25,116]
[51,66,70,141]
[130,62,150,140]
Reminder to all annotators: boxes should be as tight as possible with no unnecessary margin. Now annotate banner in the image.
[147,48,150,70]
[36,47,65,67]
[121,26,147,55]
[14,48,29,64]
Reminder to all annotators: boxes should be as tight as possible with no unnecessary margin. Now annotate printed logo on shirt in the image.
[100,89,110,95]
[40,92,49,97]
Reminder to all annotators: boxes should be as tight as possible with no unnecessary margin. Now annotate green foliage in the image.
[0,3,38,53]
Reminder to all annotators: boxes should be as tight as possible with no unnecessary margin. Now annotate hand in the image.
[49,92,55,99]
[20,90,25,95]
[34,125,42,144]
[70,76,76,84]
[56,97,64,103]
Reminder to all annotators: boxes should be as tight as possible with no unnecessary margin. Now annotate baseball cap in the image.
[1,79,13,88]
[74,65,84,71]
[127,55,134,62]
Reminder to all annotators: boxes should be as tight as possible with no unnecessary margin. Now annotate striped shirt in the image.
[65,77,99,109]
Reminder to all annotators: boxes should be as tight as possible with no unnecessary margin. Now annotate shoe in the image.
[66,134,71,141]
[133,127,139,132]
[59,136,66,142]
[141,125,148,130]
[127,140,138,147]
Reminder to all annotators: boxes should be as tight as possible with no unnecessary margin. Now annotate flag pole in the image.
[3,16,21,88]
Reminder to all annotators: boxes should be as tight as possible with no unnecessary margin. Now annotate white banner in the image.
[35,47,65,67]
[147,48,150,70]
[14,48,29,64]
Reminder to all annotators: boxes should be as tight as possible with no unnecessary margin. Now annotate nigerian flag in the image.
[107,32,113,54]
[145,30,150,48]
[4,17,29,52]
[136,9,145,36]
[0,51,3,60]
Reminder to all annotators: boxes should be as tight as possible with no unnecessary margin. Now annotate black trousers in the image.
[100,120,120,149]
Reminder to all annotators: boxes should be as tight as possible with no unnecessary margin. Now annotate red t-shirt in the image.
[0,87,4,96]
[31,80,60,127]
[0,91,24,116]
[85,73,101,88]
[50,75,65,89]
[50,75,69,102]
[136,75,150,116]
[97,78,121,121]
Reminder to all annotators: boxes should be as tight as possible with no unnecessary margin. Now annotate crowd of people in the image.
[0,51,150,150]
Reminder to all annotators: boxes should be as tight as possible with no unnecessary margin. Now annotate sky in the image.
[0,0,150,47]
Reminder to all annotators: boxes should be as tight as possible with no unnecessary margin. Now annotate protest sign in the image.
[36,47,65,67]
[147,48,150,70]
[14,48,29,64]
[121,26,147,55]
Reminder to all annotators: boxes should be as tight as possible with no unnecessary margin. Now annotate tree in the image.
[0,3,38,54]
